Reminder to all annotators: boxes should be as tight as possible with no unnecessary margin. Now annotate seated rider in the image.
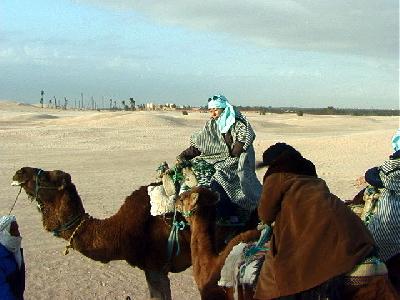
[177,94,262,223]
[359,128,400,292]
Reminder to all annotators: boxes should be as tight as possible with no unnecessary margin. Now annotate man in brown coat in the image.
[254,143,377,299]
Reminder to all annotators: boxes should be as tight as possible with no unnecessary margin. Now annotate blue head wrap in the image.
[207,94,236,133]
[392,128,400,152]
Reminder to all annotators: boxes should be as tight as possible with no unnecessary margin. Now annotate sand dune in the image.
[0,101,398,299]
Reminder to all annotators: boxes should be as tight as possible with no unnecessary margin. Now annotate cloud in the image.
[77,0,398,60]
[0,29,154,70]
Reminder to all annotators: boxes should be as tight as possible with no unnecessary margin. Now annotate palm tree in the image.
[129,98,136,111]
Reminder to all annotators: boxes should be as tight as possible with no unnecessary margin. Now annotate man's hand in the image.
[354,176,367,188]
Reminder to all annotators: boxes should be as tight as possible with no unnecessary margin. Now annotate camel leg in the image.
[144,270,172,300]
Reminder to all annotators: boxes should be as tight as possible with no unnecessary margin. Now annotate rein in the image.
[167,208,188,262]
[9,186,22,215]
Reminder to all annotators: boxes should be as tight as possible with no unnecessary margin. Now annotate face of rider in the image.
[209,108,224,120]
[9,221,20,237]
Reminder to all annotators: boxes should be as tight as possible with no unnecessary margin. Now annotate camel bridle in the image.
[179,195,219,218]
[180,207,196,218]
[33,169,65,210]
[32,169,88,250]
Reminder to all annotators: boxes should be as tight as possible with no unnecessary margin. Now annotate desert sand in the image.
[0,100,398,299]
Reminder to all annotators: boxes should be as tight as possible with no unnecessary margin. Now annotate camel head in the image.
[12,167,85,235]
[176,186,219,221]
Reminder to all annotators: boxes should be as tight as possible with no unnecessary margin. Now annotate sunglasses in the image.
[208,95,220,102]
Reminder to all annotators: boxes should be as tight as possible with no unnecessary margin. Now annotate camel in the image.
[11,166,258,299]
[178,186,400,300]
[176,186,261,300]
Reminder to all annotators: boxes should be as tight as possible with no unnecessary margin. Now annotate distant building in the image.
[144,102,177,110]
[145,103,155,110]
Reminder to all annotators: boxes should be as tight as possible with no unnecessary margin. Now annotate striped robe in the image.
[190,112,262,212]
[367,156,400,261]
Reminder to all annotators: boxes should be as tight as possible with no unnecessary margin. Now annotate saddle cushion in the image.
[148,185,176,216]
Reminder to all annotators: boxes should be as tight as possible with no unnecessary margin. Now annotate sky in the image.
[0,0,398,109]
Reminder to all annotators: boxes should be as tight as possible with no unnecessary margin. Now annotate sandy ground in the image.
[0,100,398,299]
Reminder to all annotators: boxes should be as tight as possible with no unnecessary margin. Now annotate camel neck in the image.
[190,214,217,258]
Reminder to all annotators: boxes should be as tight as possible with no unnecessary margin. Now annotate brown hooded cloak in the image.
[254,147,375,299]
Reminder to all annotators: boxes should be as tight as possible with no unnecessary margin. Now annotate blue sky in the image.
[0,0,398,109]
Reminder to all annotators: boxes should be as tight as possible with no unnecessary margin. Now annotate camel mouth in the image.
[11,180,24,186]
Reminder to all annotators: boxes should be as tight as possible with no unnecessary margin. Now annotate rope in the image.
[167,209,187,261]
[9,186,22,215]
[239,225,272,278]
[64,214,90,255]
[244,225,271,260]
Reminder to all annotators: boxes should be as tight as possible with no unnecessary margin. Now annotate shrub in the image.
[182,110,188,115]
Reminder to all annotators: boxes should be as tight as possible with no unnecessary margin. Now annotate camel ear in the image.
[189,192,199,208]
[62,172,71,185]
[49,170,71,186]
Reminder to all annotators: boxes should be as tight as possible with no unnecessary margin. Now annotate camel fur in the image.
[176,187,260,299]
[12,167,258,299]
[12,167,191,299]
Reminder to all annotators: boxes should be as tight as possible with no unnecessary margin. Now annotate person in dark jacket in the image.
[0,215,25,300]
[254,143,396,300]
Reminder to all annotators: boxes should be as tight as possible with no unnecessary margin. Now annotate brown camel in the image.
[12,167,190,299]
[176,186,260,300]
[178,186,400,300]
[12,166,258,299]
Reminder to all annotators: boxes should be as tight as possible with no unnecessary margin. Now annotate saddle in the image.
[149,160,215,216]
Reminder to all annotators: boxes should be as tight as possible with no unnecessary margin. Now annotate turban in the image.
[207,94,236,133]
[0,215,22,268]
[392,128,400,152]
[0,215,16,232]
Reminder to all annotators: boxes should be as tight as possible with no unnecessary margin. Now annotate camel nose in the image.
[11,169,24,185]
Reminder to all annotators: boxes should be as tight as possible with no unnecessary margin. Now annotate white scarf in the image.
[0,215,22,269]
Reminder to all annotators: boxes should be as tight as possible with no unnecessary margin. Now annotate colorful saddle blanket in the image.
[218,241,267,289]
[218,243,387,297]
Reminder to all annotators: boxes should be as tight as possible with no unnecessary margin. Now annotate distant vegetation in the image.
[37,89,398,117]
[238,106,399,117]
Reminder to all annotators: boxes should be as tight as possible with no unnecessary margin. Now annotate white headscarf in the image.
[392,128,400,152]
[0,215,22,268]
[207,94,236,133]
